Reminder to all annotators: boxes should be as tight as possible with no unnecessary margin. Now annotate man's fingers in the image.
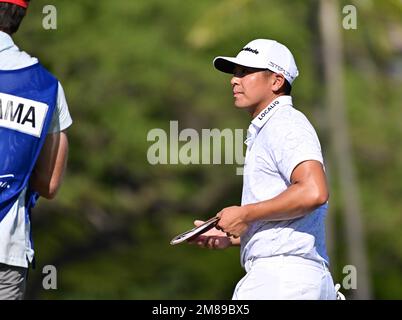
[190,236,220,249]
[194,220,205,227]
[207,237,222,249]
[207,237,215,248]
[187,235,207,246]
[197,236,208,247]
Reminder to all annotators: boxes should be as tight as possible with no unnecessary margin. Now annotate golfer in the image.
[191,39,337,300]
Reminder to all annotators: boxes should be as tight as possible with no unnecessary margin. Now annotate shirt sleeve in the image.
[47,82,73,133]
[270,117,324,183]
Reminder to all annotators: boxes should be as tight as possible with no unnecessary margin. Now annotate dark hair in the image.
[0,2,29,35]
[283,79,292,95]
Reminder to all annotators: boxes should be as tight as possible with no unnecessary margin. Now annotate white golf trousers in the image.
[232,255,337,300]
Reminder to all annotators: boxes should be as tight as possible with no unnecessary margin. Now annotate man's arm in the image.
[30,130,69,199]
[216,160,329,237]
[245,160,328,221]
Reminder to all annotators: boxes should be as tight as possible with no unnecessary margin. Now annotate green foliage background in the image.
[12,0,402,299]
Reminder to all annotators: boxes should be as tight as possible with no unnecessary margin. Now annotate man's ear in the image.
[272,73,286,93]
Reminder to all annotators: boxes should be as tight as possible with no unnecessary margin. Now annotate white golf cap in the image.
[213,39,299,85]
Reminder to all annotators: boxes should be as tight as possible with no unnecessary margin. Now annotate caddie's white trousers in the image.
[232,255,337,300]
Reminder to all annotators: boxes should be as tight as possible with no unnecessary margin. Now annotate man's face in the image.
[230,65,276,112]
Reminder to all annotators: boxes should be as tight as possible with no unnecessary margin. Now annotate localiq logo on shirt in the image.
[258,100,279,121]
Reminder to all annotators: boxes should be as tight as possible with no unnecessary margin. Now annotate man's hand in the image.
[187,220,233,249]
[216,205,250,238]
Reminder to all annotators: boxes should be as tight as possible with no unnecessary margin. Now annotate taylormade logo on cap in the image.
[241,47,259,55]
[213,39,299,85]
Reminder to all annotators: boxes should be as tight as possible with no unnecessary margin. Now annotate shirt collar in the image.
[245,95,293,147]
[0,31,16,53]
[251,95,293,129]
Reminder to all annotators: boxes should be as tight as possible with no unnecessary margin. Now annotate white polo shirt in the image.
[0,31,72,268]
[240,95,329,268]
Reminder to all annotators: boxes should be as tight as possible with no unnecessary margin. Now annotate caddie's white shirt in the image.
[240,95,329,268]
[0,31,72,268]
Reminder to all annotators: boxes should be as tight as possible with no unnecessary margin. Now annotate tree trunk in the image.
[319,0,372,299]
